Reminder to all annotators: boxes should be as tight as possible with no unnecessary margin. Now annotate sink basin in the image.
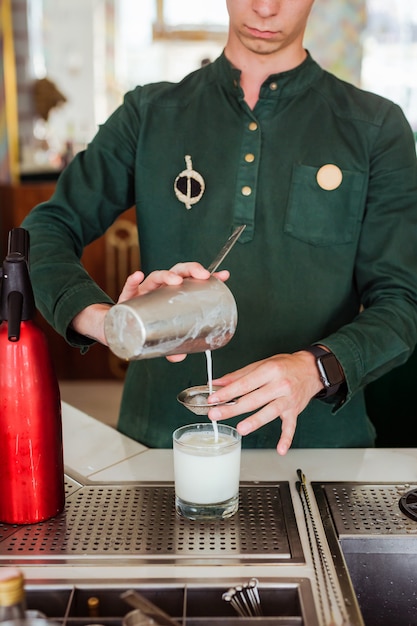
[340,536,417,626]
[313,481,417,626]
[25,580,319,625]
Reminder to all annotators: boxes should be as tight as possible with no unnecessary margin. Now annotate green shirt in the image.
[22,53,417,448]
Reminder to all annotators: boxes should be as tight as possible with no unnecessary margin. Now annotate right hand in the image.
[207,350,324,456]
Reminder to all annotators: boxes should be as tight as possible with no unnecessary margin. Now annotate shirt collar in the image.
[212,50,324,100]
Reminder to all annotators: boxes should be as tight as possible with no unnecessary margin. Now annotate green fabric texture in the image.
[22,53,417,448]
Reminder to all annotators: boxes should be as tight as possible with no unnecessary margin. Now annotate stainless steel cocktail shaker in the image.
[104,276,237,360]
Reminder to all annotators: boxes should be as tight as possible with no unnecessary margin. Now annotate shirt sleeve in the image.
[321,102,417,406]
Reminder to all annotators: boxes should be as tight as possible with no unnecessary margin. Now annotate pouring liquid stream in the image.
[205,349,218,443]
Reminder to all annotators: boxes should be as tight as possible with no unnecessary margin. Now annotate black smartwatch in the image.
[305,345,345,398]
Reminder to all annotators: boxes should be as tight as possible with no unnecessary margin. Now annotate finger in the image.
[147,269,184,287]
[137,269,184,294]
[211,369,249,388]
[210,363,268,403]
[169,262,210,279]
[235,405,297,455]
[212,269,230,282]
[211,374,240,388]
[166,354,187,363]
[235,401,283,435]
[208,383,273,422]
[169,264,230,282]
[276,410,298,456]
[117,271,145,302]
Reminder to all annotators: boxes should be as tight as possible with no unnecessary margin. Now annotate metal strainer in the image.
[177,385,237,416]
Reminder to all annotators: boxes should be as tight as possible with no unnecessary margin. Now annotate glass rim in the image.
[173,422,241,449]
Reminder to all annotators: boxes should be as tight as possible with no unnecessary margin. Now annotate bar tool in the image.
[104,225,246,361]
[175,225,245,414]
[0,228,65,524]
[206,224,246,274]
[120,590,180,626]
[177,384,236,416]
[222,578,262,617]
[122,608,156,626]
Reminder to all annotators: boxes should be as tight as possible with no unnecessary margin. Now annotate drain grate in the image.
[316,483,417,536]
[0,479,303,565]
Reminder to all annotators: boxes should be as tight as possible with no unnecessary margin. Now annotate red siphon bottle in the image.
[0,228,64,524]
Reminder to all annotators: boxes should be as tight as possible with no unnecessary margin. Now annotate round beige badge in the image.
[316,164,343,191]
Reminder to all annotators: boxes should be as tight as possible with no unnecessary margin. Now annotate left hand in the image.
[206,351,323,455]
[118,262,229,301]
[142,263,229,363]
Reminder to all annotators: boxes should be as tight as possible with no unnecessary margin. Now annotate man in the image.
[22,0,417,453]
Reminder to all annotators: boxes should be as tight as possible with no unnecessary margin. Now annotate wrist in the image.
[71,303,112,345]
[304,345,345,398]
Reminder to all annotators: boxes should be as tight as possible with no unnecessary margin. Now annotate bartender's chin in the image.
[246,40,283,56]
[241,32,284,55]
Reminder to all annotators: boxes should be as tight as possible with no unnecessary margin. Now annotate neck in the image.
[224,41,307,109]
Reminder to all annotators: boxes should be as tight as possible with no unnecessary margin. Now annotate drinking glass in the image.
[173,423,241,520]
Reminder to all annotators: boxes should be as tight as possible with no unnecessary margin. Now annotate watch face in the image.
[318,353,344,387]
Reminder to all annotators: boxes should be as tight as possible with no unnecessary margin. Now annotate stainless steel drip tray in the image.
[0,478,303,566]
[313,482,417,626]
[313,481,417,537]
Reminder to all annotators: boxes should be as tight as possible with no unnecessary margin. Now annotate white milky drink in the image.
[173,424,241,520]
[175,431,240,503]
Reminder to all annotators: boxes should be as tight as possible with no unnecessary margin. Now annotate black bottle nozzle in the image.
[0,229,36,340]
[7,291,24,341]
[7,227,30,261]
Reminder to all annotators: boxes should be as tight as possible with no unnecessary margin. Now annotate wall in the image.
[1,0,20,184]
[11,0,34,168]
[306,0,366,85]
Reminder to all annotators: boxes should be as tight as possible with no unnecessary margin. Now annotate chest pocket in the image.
[284,163,367,246]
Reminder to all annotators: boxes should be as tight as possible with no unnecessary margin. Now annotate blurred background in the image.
[1,0,416,185]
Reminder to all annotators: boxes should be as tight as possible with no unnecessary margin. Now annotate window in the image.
[115,0,227,88]
[361,0,417,130]
[153,0,228,40]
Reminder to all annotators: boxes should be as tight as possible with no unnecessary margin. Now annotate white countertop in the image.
[62,401,417,485]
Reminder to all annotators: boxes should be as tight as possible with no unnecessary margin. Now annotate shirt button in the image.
[248,122,258,131]
[241,186,252,196]
[245,153,255,163]
[270,82,278,91]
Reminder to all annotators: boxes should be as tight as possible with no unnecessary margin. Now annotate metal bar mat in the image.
[0,479,303,565]
[314,482,417,536]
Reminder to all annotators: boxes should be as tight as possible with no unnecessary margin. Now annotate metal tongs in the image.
[121,589,180,626]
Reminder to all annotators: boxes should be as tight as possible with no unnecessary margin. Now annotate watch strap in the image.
[305,345,345,398]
